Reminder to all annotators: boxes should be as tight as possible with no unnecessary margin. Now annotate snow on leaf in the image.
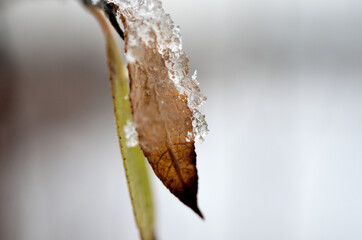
[108,0,207,217]
[124,120,139,147]
[109,0,209,142]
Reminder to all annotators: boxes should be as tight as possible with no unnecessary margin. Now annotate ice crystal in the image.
[191,70,198,82]
[124,120,139,147]
[108,0,209,142]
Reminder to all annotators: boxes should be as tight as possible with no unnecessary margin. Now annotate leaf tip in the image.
[185,196,204,219]
[193,205,204,220]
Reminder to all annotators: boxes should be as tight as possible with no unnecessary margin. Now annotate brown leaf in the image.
[111,0,208,218]
[126,40,203,218]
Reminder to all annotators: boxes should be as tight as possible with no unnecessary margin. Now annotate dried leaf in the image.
[127,42,203,217]
[109,0,208,218]
[88,7,155,240]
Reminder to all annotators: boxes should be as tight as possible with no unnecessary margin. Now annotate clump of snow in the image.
[108,0,209,142]
[124,120,139,147]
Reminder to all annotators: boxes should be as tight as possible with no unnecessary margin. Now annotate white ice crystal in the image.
[91,0,100,5]
[108,0,209,142]
[191,70,198,82]
[124,120,139,147]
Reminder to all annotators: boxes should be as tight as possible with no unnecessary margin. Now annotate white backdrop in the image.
[1,0,362,239]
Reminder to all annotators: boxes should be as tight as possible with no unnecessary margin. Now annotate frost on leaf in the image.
[124,120,139,147]
[108,0,207,217]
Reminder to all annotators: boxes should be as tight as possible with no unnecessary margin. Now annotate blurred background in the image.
[1,0,362,239]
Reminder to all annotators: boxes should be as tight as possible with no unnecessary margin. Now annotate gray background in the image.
[1,0,362,239]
